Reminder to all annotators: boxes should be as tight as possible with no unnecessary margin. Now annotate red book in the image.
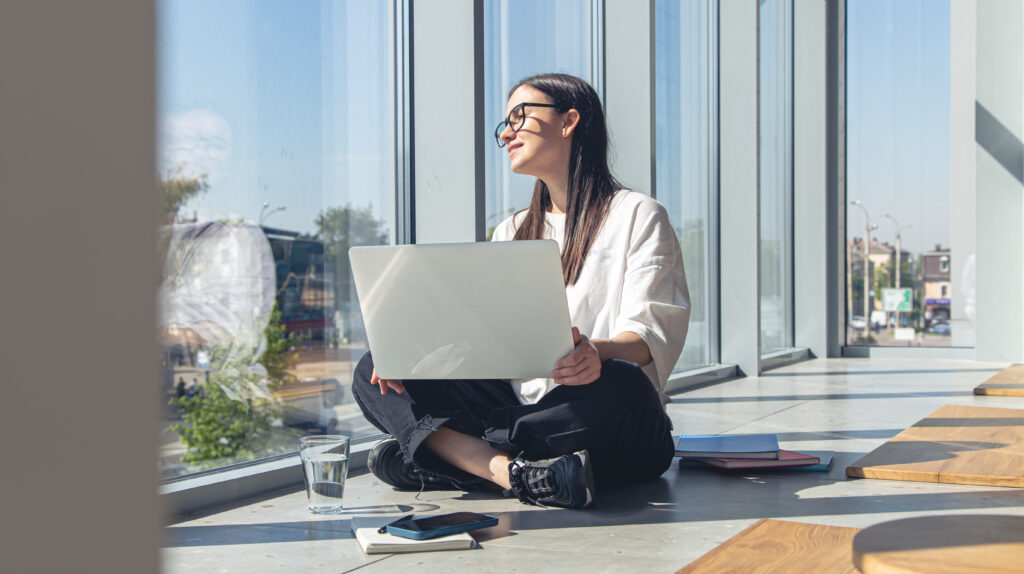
[687,450,820,470]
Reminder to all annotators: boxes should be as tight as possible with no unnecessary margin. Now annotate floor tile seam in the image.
[471,538,689,560]
[719,400,808,434]
[340,554,394,573]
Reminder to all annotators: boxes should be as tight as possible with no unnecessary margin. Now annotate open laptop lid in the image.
[349,240,574,380]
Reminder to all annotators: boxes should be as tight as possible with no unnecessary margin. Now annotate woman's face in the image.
[499,85,575,181]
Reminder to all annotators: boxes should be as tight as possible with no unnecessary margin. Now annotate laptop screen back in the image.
[349,240,574,379]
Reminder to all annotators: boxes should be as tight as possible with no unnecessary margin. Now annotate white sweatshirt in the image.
[491,189,691,406]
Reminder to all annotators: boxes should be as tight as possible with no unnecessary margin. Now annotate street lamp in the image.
[851,200,877,340]
[882,213,912,327]
[259,201,286,225]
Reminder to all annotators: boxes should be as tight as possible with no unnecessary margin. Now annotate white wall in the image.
[975,0,1024,362]
[605,0,655,197]
[718,0,762,374]
[794,0,828,357]
[413,0,483,243]
[950,0,977,348]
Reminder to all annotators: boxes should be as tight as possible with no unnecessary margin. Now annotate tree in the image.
[159,165,208,225]
[169,383,274,464]
[873,264,890,304]
[851,270,864,309]
[260,304,301,389]
[312,204,388,306]
[170,304,296,466]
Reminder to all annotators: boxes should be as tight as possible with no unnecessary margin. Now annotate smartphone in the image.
[386,512,499,540]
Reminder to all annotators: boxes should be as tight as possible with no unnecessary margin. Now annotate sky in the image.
[157,0,392,236]
[159,0,954,255]
[847,0,951,255]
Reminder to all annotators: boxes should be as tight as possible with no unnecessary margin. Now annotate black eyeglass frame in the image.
[494,102,560,148]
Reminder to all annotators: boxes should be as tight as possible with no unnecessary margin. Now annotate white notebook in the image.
[350,515,476,554]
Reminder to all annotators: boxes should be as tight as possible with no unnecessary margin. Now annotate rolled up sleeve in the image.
[614,202,691,392]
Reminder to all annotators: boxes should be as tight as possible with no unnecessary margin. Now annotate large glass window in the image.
[759,0,794,354]
[483,0,598,236]
[655,0,718,370]
[846,0,954,347]
[157,0,395,479]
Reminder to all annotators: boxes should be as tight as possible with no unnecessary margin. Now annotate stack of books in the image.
[676,433,834,472]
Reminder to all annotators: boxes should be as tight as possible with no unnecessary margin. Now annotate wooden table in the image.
[676,519,861,574]
[846,404,1024,487]
[975,364,1024,397]
[853,515,1024,573]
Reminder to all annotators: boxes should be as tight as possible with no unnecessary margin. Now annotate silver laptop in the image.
[349,240,574,380]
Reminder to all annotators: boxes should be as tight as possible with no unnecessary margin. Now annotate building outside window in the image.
[157,0,396,479]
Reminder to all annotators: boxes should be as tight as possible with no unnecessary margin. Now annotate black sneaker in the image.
[367,438,494,492]
[367,439,455,490]
[506,450,596,508]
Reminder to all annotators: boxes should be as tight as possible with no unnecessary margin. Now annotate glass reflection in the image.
[483,0,595,237]
[157,0,393,478]
[759,0,794,354]
[655,0,717,370]
[846,0,956,347]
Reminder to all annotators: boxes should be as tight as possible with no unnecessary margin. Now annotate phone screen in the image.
[395,512,494,532]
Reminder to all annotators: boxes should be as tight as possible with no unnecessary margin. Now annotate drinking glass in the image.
[299,435,350,514]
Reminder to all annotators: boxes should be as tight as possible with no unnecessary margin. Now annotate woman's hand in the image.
[371,368,406,395]
[551,327,602,385]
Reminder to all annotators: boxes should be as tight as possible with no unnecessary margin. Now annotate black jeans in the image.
[351,352,675,489]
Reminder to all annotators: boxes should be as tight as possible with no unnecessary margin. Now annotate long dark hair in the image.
[510,73,621,286]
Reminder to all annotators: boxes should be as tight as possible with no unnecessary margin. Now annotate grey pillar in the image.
[605,0,655,197]
[719,0,762,375]
[413,0,485,243]
[975,0,1024,362]
[0,1,160,571]
[793,0,828,357]
[826,0,846,357]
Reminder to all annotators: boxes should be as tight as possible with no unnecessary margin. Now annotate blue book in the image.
[675,434,780,459]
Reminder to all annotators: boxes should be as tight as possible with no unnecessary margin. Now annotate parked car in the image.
[930,322,951,335]
[849,316,866,330]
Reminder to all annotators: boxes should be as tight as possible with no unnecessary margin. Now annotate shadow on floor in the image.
[772,429,906,441]
[165,520,354,547]
[759,368,1002,378]
[488,469,1024,533]
[913,417,1024,427]
[164,462,1024,548]
[670,391,975,404]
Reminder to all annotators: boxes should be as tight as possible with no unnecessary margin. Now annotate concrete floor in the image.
[163,357,1024,573]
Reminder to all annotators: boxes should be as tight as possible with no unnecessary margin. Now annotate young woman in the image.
[351,73,690,509]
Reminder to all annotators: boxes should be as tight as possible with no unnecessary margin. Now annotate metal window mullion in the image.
[392,0,414,245]
[827,0,846,356]
[786,0,795,348]
[592,0,606,103]
[709,0,721,364]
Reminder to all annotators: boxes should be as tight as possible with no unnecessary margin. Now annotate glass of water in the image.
[299,435,350,514]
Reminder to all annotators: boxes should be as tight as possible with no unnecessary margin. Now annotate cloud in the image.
[158,109,233,181]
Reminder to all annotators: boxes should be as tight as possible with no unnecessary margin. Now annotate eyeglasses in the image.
[494,102,559,148]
